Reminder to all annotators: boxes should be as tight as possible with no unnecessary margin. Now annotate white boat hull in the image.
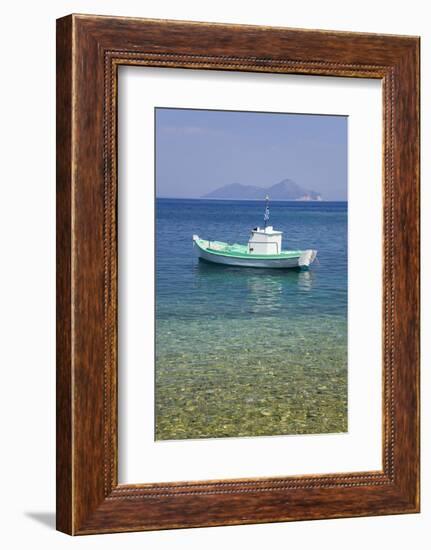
[194,243,316,269]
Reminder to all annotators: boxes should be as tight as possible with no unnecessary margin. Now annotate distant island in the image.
[203,179,322,201]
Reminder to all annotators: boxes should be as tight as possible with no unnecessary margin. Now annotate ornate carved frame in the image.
[56,14,420,534]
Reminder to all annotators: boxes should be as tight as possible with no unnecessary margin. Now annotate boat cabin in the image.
[248,226,283,255]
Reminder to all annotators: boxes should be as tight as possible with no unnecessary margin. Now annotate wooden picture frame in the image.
[56,14,420,535]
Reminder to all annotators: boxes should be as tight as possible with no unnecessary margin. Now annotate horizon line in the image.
[156,196,347,202]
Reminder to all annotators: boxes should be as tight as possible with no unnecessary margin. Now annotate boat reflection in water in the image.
[194,260,316,316]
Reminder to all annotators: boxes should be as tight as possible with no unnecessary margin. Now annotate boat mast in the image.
[264,194,270,229]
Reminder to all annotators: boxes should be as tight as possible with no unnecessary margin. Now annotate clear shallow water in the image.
[155,199,347,440]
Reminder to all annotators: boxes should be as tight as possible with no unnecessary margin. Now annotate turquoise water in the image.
[155,199,347,440]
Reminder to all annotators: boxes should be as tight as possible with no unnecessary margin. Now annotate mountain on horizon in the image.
[203,179,322,201]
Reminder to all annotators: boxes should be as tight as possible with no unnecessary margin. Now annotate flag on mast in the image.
[264,195,270,228]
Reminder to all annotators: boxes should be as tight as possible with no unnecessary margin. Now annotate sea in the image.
[155,198,347,440]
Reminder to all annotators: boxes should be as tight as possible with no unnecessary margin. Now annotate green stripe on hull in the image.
[194,238,302,260]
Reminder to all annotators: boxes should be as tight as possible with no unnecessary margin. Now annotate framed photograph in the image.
[56,14,420,534]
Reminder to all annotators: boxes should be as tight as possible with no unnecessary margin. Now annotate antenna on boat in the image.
[264,195,270,229]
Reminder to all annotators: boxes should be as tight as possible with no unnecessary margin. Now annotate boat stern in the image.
[298,249,317,267]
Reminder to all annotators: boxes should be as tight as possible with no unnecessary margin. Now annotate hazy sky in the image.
[155,108,347,200]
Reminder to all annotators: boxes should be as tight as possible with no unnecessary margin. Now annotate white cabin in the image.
[248,226,283,255]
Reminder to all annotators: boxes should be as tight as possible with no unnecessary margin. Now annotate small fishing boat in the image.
[192,196,317,269]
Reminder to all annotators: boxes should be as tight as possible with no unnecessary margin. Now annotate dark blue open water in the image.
[155,199,347,440]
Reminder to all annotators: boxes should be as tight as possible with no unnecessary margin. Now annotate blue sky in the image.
[155,108,347,200]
